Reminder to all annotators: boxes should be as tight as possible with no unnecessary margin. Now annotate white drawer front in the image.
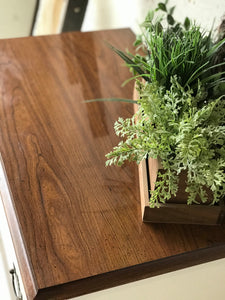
[0,188,26,299]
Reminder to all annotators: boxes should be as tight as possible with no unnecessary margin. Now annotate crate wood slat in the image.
[139,159,225,224]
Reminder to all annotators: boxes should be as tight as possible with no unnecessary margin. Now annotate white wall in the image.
[0,0,36,38]
[168,0,224,31]
[82,0,224,33]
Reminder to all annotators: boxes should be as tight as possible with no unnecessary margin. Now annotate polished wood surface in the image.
[0,29,225,299]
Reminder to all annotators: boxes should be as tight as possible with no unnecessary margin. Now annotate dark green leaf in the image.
[174,23,181,31]
[105,42,145,76]
[158,3,167,12]
[184,17,191,30]
[169,6,175,15]
[167,14,175,25]
[155,22,163,33]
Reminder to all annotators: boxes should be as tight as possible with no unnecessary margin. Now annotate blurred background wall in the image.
[82,0,224,33]
[0,0,223,38]
[0,0,37,38]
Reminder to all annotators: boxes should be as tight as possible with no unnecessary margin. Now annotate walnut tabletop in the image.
[0,29,225,300]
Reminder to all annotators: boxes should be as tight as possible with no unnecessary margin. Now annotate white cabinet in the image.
[0,192,26,300]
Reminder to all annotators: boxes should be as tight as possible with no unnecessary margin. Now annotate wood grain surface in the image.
[0,29,225,300]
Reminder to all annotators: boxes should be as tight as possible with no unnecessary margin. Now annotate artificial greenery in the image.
[106,1,225,207]
[109,1,225,97]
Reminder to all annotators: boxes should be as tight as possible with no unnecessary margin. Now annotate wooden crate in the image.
[138,158,225,225]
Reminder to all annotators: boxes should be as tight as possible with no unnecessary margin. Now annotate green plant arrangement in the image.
[105,1,225,208]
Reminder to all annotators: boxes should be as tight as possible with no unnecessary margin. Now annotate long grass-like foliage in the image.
[105,1,225,206]
[109,2,225,98]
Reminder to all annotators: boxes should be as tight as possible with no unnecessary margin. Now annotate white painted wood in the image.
[32,0,69,36]
[0,230,14,300]
[0,171,27,300]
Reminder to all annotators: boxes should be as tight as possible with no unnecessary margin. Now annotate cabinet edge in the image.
[0,154,37,300]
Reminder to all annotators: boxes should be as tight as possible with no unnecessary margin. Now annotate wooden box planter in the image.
[133,87,225,225]
[138,157,225,225]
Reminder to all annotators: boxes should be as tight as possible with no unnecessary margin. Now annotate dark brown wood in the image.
[35,244,225,299]
[0,29,225,300]
[0,156,37,299]
[143,202,225,224]
[139,156,225,225]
